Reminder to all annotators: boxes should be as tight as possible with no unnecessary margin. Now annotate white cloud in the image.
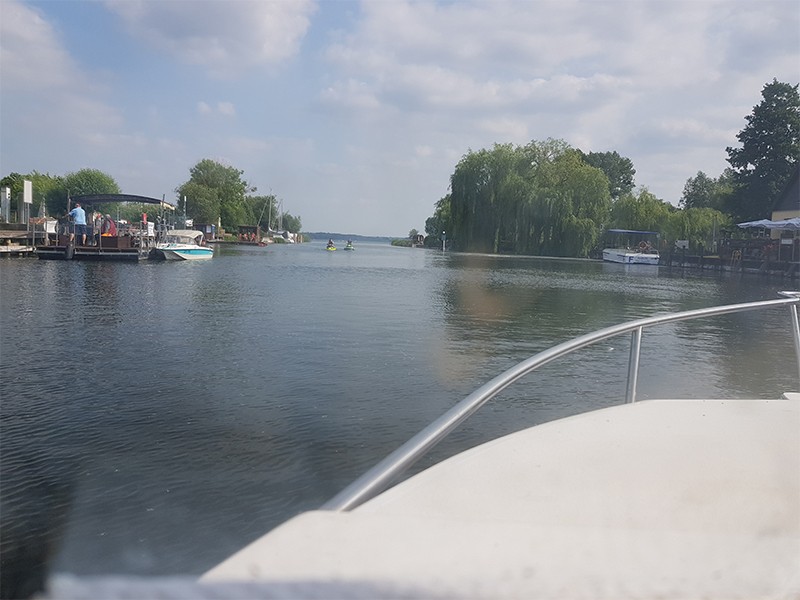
[0,1,126,176]
[217,102,236,117]
[312,0,798,208]
[0,0,78,91]
[106,0,317,78]
[196,101,236,117]
[1,0,797,234]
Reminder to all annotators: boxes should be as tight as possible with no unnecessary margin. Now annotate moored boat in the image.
[602,228,660,265]
[202,292,800,599]
[151,229,213,260]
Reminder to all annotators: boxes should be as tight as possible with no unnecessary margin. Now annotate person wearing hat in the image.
[67,202,87,246]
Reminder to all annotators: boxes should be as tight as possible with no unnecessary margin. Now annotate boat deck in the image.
[204,398,800,599]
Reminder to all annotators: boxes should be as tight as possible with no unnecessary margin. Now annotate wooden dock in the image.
[0,244,35,257]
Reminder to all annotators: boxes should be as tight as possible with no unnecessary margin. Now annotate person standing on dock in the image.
[68,202,87,246]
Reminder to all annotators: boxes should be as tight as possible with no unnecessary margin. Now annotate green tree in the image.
[680,171,716,209]
[177,159,254,229]
[26,171,61,216]
[47,169,120,215]
[680,170,737,212]
[281,212,302,233]
[447,139,611,256]
[0,172,25,221]
[525,148,611,256]
[178,182,221,224]
[610,188,673,233]
[425,194,451,242]
[408,228,419,239]
[725,79,800,220]
[579,150,636,200]
[246,195,276,229]
[3,169,119,218]
[664,207,730,253]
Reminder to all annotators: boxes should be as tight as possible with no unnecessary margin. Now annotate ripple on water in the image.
[0,246,795,580]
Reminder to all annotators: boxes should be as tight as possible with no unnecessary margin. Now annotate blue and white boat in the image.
[152,229,213,260]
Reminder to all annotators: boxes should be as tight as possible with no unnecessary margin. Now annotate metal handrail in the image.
[323,292,800,512]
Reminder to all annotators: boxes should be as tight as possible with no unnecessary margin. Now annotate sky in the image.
[1,1,798,237]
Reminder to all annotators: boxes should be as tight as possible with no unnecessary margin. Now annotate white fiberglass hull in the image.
[603,248,660,265]
[157,244,213,260]
[204,398,799,598]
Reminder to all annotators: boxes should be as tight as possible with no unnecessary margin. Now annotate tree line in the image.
[425,79,799,255]
[1,159,302,234]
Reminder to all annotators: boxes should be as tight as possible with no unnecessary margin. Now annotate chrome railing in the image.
[324,292,800,512]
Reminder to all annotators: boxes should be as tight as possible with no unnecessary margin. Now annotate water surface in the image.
[0,242,795,578]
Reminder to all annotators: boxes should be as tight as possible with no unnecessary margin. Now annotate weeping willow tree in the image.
[609,188,673,232]
[664,207,730,252]
[449,139,611,256]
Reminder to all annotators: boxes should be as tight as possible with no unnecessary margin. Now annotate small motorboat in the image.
[602,229,660,265]
[343,241,355,251]
[151,230,213,261]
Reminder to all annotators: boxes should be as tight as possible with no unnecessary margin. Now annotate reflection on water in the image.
[0,245,796,585]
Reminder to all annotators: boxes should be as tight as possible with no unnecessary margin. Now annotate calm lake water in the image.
[0,241,797,582]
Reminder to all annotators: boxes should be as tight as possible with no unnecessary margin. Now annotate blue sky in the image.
[1,0,798,236]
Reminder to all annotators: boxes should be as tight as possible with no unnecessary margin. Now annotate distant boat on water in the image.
[602,229,660,265]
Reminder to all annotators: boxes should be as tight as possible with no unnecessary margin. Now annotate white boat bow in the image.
[200,293,800,599]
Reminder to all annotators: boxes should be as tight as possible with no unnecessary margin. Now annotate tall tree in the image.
[725,79,800,220]
[680,171,716,209]
[280,212,302,233]
[47,169,120,215]
[579,150,636,200]
[26,171,61,216]
[177,159,254,229]
[680,170,736,212]
[664,207,730,253]
[178,182,221,224]
[610,188,673,233]
[525,148,610,256]
[447,139,610,256]
[425,194,451,241]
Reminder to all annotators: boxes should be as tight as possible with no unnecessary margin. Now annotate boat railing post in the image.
[625,327,643,403]
[789,302,800,390]
[778,291,800,390]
